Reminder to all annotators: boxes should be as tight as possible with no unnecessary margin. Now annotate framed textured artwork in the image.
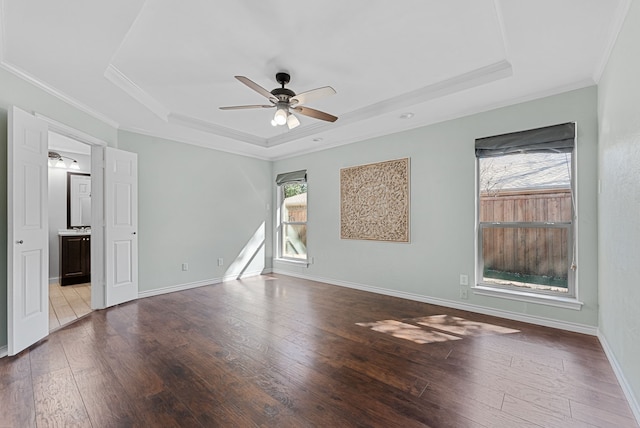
[340,157,410,242]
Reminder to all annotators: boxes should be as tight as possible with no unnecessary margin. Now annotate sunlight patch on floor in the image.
[357,315,520,344]
[413,314,520,336]
[356,320,460,344]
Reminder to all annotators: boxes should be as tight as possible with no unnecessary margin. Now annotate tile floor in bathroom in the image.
[49,282,92,331]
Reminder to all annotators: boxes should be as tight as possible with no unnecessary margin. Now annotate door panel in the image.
[8,106,49,355]
[23,250,44,316]
[105,147,138,306]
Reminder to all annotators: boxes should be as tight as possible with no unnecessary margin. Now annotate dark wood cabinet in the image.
[60,235,91,286]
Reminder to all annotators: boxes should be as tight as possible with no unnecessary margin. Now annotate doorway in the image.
[8,107,139,356]
[47,131,93,331]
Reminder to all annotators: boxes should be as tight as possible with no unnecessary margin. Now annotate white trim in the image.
[49,277,59,285]
[269,80,595,162]
[137,269,268,299]
[0,0,117,128]
[35,114,108,147]
[117,125,271,161]
[592,0,633,83]
[598,331,640,425]
[138,278,220,299]
[266,60,513,148]
[104,64,170,121]
[221,269,270,282]
[271,270,597,335]
[0,62,120,128]
[168,113,265,147]
[273,258,309,268]
[473,285,584,311]
[0,345,7,358]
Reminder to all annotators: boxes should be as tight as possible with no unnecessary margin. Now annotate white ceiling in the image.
[0,0,630,160]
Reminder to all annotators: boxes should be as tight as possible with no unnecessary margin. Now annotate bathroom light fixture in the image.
[48,151,80,170]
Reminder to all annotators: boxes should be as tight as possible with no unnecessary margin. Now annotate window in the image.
[476,123,576,297]
[276,170,307,261]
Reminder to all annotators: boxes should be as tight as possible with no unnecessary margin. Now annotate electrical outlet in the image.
[182,263,188,271]
[459,274,469,286]
[460,288,468,299]
[218,258,224,266]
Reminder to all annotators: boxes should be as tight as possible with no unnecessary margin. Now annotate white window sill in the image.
[473,285,583,310]
[274,258,309,267]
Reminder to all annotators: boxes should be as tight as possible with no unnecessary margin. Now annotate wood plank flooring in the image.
[2,274,637,427]
[49,282,92,331]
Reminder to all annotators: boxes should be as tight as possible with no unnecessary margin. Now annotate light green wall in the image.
[274,86,599,328]
[117,131,272,292]
[598,0,640,409]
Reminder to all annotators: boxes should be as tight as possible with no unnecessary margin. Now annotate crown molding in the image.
[592,0,632,83]
[167,113,266,147]
[0,6,119,128]
[118,124,271,161]
[104,64,170,120]
[104,55,511,149]
[266,60,513,148]
[0,59,121,128]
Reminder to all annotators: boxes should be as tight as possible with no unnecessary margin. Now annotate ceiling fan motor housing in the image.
[271,72,295,102]
[271,87,295,102]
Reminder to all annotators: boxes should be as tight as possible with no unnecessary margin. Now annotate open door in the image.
[7,107,49,355]
[104,147,138,306]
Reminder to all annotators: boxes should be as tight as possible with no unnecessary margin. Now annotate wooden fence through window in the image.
[480,189,571,279]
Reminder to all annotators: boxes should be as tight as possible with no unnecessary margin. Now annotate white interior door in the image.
[7,107,49,356]
[105,147,138,306]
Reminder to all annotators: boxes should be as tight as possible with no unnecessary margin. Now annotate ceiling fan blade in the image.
[219,104,274,110]
[287,113,300,130]
[290,86,336,106]
[293,106,338,122]
[235,76,279,102]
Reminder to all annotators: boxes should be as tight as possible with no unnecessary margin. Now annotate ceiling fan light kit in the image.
[220,72,338,130]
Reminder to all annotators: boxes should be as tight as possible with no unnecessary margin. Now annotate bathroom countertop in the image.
[58,229,91,236]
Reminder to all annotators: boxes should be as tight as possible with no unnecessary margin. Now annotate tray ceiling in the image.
[0,0,630,159]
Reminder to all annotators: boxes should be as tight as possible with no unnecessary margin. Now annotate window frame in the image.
[474,124,581,307]
[276,180,308,264]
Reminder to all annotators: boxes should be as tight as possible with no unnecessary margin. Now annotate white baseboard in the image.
[221,268,271,282]
[138,278,221,299]
[598,331,640,425]
[49,277,59,285]
[271,269,598,336]
[0,345,7,358]
[137,269,269,299]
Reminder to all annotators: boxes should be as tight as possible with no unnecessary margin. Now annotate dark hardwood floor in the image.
[1,274,637,427]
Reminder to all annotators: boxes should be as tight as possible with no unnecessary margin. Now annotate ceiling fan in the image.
[220,72,338,130]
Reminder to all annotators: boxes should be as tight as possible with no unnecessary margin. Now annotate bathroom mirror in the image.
[67,172,91,228]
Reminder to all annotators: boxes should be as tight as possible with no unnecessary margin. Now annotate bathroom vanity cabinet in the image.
[60,234,91,285]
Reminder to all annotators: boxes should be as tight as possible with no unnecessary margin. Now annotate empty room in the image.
[1,1,639,427]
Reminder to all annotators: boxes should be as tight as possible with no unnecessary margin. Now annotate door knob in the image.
[17,240,23,244]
